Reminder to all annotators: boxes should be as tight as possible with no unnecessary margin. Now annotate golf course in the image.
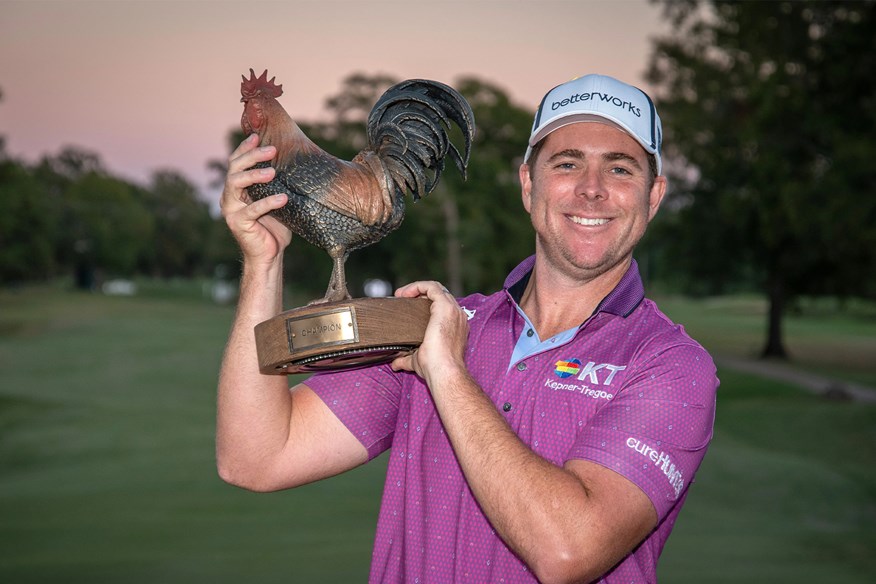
[1,283,874,582]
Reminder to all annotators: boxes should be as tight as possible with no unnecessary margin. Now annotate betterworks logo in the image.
[554,359,582,378]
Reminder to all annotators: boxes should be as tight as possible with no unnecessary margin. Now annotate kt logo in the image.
[576,361,626,386]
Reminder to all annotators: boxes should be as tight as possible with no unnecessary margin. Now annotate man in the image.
[217,74,718,583]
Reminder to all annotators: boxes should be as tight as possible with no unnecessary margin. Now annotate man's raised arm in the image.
[215,134,366,492]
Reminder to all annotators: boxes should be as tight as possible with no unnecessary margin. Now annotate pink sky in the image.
[0,0,666,202]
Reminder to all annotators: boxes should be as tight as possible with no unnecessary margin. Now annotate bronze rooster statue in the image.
[239,69,475,303]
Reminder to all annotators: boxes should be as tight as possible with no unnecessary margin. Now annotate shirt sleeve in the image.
[565,342,718,520]
[305,364,403,460]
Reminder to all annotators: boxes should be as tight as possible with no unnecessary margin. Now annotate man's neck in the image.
[519,255,630,339]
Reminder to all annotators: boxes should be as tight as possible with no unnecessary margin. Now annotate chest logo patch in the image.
[554,358,582,378]
[545,358,627,400]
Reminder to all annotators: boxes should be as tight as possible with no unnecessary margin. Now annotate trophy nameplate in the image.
[255,297,431,374]
[286,307,359,352]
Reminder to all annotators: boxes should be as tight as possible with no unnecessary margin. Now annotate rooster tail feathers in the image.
[367,80,475,201]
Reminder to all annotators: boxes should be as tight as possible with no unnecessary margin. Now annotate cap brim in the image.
[529,113,658,155]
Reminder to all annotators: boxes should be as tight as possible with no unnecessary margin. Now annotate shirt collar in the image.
[504,255,645,318]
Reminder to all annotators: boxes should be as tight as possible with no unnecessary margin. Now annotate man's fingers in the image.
[229,145,277,176]
[224,193,287,229]
[238,193,288,222]
[220,166,276,215]
[395,280,452,301]
[226,166,275,193]
[390,352,414,373]
[228,133,259,160]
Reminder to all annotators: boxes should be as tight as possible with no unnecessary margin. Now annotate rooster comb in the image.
[241,69,283,99]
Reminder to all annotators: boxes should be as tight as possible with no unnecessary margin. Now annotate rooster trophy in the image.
[240,69,475,304]
[240,69,475,374]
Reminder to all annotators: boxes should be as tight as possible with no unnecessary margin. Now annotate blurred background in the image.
[1,0,874,582]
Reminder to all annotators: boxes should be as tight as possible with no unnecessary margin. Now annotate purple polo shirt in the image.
[306,256,718,583]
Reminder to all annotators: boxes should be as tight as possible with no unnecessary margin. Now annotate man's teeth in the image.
[570,216,609,226]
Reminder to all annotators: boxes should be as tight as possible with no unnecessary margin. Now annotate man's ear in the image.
[520,163,533,214]
[647,176,668,222]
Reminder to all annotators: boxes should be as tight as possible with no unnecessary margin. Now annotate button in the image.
[526,328,534,337]
[503,402,512,412]
[516,362,527,372]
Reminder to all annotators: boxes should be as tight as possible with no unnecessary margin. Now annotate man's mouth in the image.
[568,215,610,226]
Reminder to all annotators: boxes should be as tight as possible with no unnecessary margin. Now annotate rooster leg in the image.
[320,247,352,304]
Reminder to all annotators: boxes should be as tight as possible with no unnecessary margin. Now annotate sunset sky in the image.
[0,0,667,201]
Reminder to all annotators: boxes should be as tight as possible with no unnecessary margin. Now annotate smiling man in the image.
[218,74,718,584]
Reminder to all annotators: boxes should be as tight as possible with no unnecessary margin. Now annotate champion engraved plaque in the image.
[287,307,359,352]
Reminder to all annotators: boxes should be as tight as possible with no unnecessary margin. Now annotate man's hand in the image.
[391,281,469,385]
[220,134,292,266]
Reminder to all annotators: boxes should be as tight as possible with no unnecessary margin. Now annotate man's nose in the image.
[576,167,607,200]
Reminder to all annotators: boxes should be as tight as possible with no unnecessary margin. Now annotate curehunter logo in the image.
[552,92,642,118]
[626,437,685,499]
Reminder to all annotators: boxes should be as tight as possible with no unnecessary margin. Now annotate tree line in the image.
[0,74,537,302]
[0,143,237,289]
[1,0,874,359]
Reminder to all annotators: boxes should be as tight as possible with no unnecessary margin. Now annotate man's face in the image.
[520,122,667,281]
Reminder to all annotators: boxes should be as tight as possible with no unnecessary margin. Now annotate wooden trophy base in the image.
[254,297,432,374]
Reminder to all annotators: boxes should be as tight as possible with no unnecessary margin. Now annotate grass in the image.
[0,286,383,583]
[658,370,876,582]
[655,294,876,387]
[1,285,874,582]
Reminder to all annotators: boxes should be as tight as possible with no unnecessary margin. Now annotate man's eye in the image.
[610,167,632,175]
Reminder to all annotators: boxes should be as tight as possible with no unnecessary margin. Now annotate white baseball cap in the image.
[524,74,663,174]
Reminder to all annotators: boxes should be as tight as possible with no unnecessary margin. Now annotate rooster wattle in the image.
[239,69,475,303]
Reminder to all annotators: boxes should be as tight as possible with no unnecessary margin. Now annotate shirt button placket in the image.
[504,362,526,416]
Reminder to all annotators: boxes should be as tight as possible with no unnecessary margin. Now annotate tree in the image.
[447,77,537,293]
[64,172,154,281]
[647,0,876,358]
[0,159,58,283]
[35,147,154,286]
[0,86,5,158]
[140,170,213,278]
[0,86,60,283]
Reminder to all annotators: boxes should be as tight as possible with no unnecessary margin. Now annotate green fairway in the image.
[1,286,874,582]
[658,370,876,582]
[0,286,383,583]
[655,294,876,387]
